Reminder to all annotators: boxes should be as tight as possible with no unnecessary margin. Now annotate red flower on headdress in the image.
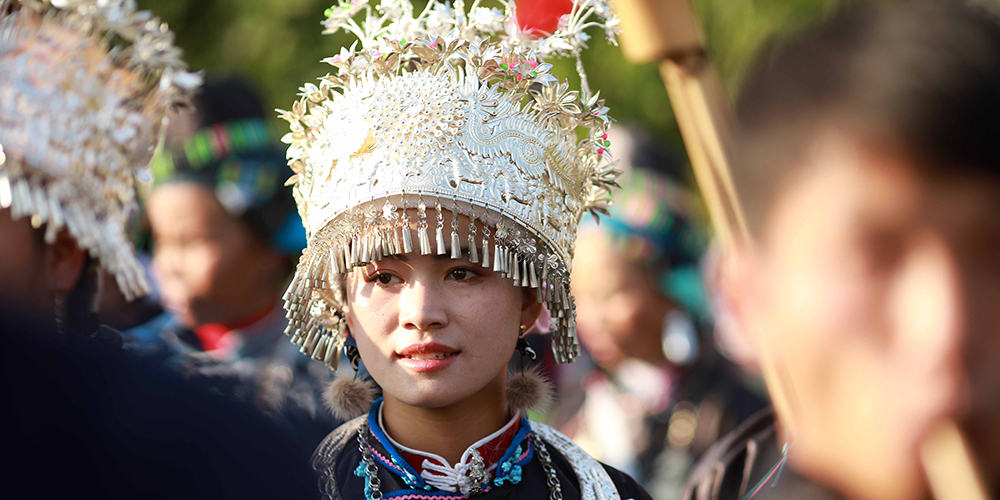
[515,0,573,36]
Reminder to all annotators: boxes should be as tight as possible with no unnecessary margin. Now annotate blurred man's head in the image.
[147,77,303,329]
[723,3,1000,499]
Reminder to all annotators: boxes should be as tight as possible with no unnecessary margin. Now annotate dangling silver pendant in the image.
[418,201,431,255]
[350,236,360,266]
[481,228,491,269]
[402,224,414,254]
[436,224,447,255]
[393,225,403,255]
[373,234,383,261]
[419,227,431,255]
[382,230,392,256]
[361,235,372,265]
[435,202,447,255]
[329,248,341,275]
[493,243,503,272]
[512,252,521,284]
[468,233,479,263]
[450,207,462,259]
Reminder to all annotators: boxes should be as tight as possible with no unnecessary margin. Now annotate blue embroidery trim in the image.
[364,399,537,496]
[368,399,427,489]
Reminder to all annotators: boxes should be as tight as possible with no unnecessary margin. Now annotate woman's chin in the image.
[392,390,466,409]
[387,378,484,409]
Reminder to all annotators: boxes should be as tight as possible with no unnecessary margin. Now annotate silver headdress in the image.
[282,0,620,366]
[0,0,199,300]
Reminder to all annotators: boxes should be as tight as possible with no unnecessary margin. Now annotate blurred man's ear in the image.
[41,229,86,295]
[705,241,761,373]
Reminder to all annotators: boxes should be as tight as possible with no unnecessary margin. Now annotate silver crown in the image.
[281,0,620,367]
[0,0,199,300]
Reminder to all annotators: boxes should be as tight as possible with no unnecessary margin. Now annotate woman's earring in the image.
[505,325,553,415]
[322,342,376,421]
[516,336,537,361]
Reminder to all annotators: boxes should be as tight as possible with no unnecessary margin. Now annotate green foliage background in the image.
[139,0,864,169]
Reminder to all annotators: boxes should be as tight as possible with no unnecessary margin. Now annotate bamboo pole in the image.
[610,1,989,498]
[921,420,990,500]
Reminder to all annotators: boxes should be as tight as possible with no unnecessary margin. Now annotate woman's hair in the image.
[736,1,1000,233]
[192,76,268,128]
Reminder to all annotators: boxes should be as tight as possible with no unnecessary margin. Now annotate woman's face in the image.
[345,214,541,409]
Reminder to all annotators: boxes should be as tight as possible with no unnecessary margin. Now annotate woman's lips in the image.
[396,342,459,373]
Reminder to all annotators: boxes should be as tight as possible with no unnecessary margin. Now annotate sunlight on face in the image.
[344,213,538,409]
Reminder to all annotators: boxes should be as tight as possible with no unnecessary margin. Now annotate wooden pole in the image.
[921,421,990,500]
[610,1,989,498]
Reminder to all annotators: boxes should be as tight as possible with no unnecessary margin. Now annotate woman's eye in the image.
[448,268,478,281]
[373,272,401,285]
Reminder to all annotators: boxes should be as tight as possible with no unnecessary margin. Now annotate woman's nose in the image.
[397,278,449,332]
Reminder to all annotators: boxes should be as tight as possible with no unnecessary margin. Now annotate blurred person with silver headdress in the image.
[549,125,766,500]
[0,0,198,344]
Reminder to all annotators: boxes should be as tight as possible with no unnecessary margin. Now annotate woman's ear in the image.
[518,288,543,333]
[41,229,86,295]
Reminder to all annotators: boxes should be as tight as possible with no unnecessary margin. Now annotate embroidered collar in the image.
[365,398,533,495]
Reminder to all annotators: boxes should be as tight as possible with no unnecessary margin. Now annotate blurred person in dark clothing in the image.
[0,310,319,500]
[685,2,1000,499]
[0,0,197,345]
[130,76,338,447]
[551,125,766,500]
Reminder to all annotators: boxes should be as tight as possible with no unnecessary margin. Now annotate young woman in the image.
[279,1,653,498]
[0,0,197,341]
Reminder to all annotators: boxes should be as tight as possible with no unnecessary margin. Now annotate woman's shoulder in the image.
[312,416,367,499]
[530,420,653,500]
